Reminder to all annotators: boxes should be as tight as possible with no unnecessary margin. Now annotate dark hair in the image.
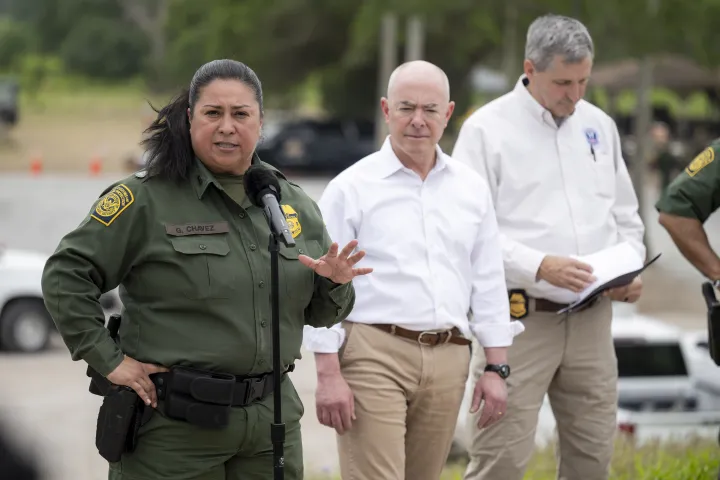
[141,59,264,181]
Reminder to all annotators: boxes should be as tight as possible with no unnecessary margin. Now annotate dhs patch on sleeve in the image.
[91,184,134,226]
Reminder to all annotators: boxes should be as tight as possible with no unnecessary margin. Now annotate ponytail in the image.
[141,89,195,181]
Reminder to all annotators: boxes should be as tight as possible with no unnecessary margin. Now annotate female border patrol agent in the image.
[41,59,371,480]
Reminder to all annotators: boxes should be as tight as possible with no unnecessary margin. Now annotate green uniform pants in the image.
[108,375,304,480]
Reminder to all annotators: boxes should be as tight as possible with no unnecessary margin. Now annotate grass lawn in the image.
[307,437,720,479]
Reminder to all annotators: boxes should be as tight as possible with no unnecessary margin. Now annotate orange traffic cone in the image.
[29,153,43,175]
[89,155,102,176]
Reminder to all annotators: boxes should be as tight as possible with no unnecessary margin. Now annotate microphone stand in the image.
[269,231,285,480]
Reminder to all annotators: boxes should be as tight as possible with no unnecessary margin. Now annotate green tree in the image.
[0,16,36,68]
[59,16,148,79]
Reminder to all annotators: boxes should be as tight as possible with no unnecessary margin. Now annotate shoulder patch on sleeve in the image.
[686,147,715,177]
[91,184,134,226]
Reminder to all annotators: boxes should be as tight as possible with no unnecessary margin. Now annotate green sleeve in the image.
[41,179,146,376]
[655,145,720,222]
[303,204,355,328]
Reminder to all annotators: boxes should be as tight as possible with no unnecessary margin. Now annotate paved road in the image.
[1,171,719,479]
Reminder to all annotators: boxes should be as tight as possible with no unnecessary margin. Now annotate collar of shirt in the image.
[514,75,568,129]
[375,135,449,179]
[192,152,282,199]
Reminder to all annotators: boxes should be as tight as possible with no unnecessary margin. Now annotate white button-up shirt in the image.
[451,76,646,304]
[302,137,525,353]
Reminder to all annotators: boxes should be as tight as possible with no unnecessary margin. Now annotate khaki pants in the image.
[337,321,471,480]
[464,297,617,480]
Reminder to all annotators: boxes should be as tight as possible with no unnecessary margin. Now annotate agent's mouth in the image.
[215,142,239,149]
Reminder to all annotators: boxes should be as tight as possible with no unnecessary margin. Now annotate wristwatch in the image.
[484,364,511,379]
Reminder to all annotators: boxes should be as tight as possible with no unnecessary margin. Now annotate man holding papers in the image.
[451,14,646,480]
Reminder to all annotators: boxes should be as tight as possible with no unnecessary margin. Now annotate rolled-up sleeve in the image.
[302,179,357,353]
[468,185,525,346]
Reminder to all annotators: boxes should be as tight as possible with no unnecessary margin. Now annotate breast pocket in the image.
[592,154,617,199]
[169,235,235,299]
[278,238,319,306]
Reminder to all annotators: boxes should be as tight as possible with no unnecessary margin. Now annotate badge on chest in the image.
[281,204,302,238]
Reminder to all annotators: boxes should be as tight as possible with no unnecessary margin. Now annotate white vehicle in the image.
[0,244,118,353]
[451,303,720,457]
[615,408,720,446]
[613,307,703,412]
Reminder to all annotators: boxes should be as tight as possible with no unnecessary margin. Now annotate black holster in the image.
[702,282,720,366]
[86,313,154,463]
[94,385,151,463]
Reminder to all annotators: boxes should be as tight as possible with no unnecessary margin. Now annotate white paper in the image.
[570,241,644,303]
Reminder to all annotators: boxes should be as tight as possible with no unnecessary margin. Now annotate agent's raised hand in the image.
[298,239,373,284]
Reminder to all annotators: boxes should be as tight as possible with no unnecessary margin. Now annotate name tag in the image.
[165,222,230,236]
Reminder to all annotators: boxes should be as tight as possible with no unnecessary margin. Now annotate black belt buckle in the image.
[243,376,267,404]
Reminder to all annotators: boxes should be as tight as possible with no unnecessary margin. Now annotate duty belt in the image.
[150,364,294,429]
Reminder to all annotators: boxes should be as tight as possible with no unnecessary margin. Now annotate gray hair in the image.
[525,14,594,72]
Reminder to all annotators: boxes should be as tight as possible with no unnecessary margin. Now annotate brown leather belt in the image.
[370,324,471,346]
[534,296,599,313]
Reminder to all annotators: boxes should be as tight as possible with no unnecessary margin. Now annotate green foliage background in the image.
[1,0,720,122]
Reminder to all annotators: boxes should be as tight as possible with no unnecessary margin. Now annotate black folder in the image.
[557,253,662,314]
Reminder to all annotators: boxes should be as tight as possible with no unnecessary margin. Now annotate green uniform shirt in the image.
[41,157,355,377]
[655,142,720,222]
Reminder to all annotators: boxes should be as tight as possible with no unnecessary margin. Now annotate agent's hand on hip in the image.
[106,356,169,408]
[471,372,508,429]
[315,369,356,435]
[298,239,373,284]
[537,255,596,292]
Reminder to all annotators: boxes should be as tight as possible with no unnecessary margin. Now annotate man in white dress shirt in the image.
[302,60,525,480]
[451,14,646,480]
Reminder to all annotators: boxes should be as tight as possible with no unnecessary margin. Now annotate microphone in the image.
[243,165,296,247]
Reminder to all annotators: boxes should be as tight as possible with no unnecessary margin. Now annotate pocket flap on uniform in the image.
[279,246,301,260]
[278,241,315,260]
[170,236,229,256]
